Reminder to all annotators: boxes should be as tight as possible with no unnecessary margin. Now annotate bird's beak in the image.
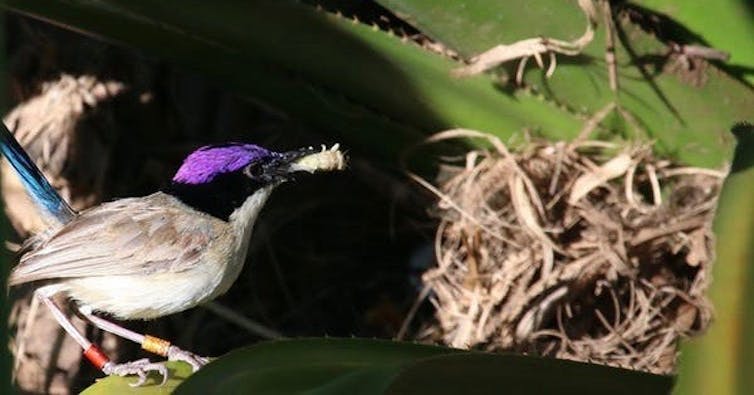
[260,144,346,183]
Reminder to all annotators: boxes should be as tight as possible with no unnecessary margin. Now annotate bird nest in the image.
[2,74,124,236]
[411,129,724,374]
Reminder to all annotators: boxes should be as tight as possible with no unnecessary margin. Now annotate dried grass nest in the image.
[2,74,124,236]
[410,129,725,374]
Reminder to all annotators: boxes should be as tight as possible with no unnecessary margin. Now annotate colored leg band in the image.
[142,335,171,357]
[84,345,110,370]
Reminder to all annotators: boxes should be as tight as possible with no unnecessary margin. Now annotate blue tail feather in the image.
[0,121,76,223]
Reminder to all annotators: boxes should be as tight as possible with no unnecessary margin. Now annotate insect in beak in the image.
[246,144,346,183]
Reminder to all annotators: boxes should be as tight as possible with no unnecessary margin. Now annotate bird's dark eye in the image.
[244,162,264,178]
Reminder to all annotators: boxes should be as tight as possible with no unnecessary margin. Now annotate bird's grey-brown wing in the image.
[9,193,224,286]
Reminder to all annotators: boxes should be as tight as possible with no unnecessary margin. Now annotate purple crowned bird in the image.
[8,141,345,385]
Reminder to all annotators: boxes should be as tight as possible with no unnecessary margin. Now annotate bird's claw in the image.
[167,346,210,372]
[103,358,168,387]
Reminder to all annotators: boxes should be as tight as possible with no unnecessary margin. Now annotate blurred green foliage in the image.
[675,123,754,395]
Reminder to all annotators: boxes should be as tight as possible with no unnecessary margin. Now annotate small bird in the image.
[2,121,345,385]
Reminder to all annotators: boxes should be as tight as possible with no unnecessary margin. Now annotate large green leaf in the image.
[84,338,673,394]
[376,0,754,168]
[3,0,583,168]
[375,0,588,58]
[674,123,754,395]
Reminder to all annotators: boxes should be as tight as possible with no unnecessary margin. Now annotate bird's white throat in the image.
[229,186,274,245]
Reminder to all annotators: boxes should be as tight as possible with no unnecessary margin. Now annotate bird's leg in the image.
[34,290,167,386]
[76,308,209,372]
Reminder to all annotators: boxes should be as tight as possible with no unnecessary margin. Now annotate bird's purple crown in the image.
[173,143,275,185]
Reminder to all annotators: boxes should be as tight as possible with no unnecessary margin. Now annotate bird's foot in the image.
[167,346,210,372]
[103,358,168,387]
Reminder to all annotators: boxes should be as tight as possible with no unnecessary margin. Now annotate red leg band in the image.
[83,345,110,370]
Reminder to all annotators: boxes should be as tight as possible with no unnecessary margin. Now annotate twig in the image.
[203,302,284,340]
[396,285,432,341]
[453,0,597,81]
[602,0,619,92]
[574,102,617,142]
[13,296,40,381]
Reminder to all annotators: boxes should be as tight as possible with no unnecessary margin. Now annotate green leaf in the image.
[3,0,583,168]
[376,0,588,58]
[168,338,671,394]
[674,123,754,395]
[80,339,672,394]
[376,0,753,168]
[81,361,193,395]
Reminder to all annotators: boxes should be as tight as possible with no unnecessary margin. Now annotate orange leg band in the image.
[142,335,171,357]
[83,345,110,370]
